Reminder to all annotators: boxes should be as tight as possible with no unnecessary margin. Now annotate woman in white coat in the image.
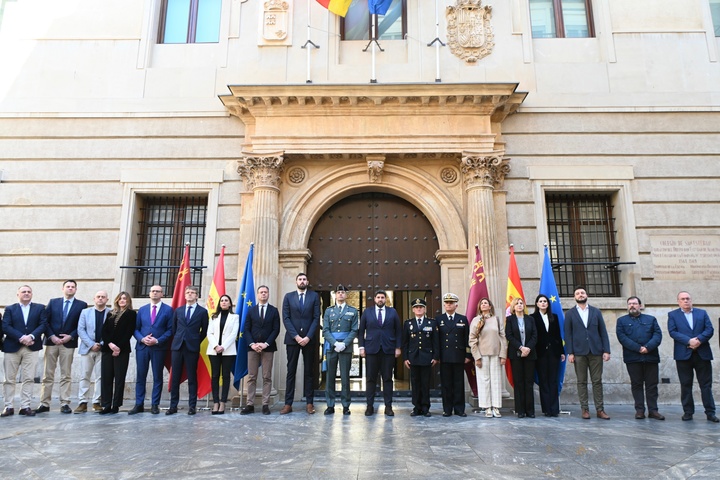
[206,294,239,414]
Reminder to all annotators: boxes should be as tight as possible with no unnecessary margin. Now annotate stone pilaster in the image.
[461,152,510,309]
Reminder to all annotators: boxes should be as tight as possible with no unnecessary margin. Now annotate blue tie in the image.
[63,300,70,322]
[299,293,304,308]
[186,306,192,321]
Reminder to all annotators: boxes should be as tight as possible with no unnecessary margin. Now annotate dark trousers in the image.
[510,357,536,415]
[536,354,561,415]
[285,343,316,405]
[365,352,395,407]
[410,364,432,413]
[325,350,352,408]
[101,350,129,409]
[134,347,167,406]
[626,362,659,413]
[170,344,199,409]
[440,361,466,414]
[210,354,236,403]
[676,351,716,416]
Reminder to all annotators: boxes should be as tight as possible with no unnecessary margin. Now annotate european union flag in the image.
[539,244,567,392]
[369,0,393,16]
[233,244,255,389]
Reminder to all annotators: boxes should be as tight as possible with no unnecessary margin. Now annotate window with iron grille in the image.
[546,193,620,297]
[134,195,207,297]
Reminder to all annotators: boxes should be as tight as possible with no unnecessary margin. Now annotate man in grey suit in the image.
[280,273,321,414]
[564,287,611,420]
[74,291,110,413]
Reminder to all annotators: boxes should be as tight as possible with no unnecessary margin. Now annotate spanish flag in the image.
[505,245,526,387]
[197,245,227,399]
[316,0,353,17]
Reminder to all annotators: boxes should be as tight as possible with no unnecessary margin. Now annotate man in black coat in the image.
[435,293,470,417]
[403,298,439,417]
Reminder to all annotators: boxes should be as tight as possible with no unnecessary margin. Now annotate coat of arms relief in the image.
[446,0,495,63]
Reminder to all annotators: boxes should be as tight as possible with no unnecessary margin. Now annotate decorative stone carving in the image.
[460,153,510,189]
[259,0,292,46]
[237,152,285,190]
[446,0,495,63]
[287,166,306,185]
[367,156,385,183]
[440,167,458,184]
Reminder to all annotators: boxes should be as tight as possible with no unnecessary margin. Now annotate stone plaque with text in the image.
[650,235,720,280]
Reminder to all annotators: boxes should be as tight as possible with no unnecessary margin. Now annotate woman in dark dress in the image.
[531,294,566,417]
[505,297,538,418]
[100,292,136,414]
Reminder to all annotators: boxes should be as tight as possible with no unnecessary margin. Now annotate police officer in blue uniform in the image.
[436,293,471,417]
[403,298,439,417]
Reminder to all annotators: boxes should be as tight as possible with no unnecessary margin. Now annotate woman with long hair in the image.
[468,297,507,418]
[206,294,239,414]
[100,292,136,414]
[531,294,565,417]
[506,297,538,418]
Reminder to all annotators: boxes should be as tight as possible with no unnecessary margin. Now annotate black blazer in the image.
[44,297,88,348]
[435,313,470,363]
[531,311,565,359]
[171,304,209,353]
[358,307,402,355]
[282,290,321,345]
[101,309,137,354]
[244,303,281,352]
[505,314,538,361]
[2,303,47,352]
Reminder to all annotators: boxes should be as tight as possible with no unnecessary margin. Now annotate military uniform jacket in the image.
[435,313,470,364]
[322,304,359,348]
[402,317,440,366]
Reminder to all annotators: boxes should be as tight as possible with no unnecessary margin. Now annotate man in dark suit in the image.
[129,285,174,415]
[358,290,402,416]
[36,280,88,414]
[280,273,321,414]
[241,284,281,415]
[403,298,440,417]
[668,291,718,422]
[2,285,47,417]
[564,286,611,420]
[166,286,208,416]
[435,292,470,417]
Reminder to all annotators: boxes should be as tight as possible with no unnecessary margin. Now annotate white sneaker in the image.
[492,407,501,418]
[485,409,493,418]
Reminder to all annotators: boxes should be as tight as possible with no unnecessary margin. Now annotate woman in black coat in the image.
[531,294,566,417]
[100,291,136,414]
[506,297,538,418]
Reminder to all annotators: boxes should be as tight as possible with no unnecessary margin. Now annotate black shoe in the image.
[324,407,335,415]
[411,409,420,417]
[60,405,72,414]
[1,408,14,417]
[527,413,535,418]
[343,407,351,415]
[262,405,271,415]
[128,405,144,415]
[442,411,452,417]
[165,407,178,415]
[707,415,720,423]
[240,405,255,415]
[365,406,374,416]
[18,408,35,417]
[99,407,112,415]
[682,413,693,421]
[424,411,432,417]
[518,413,526,418]
[455,412,467,417]
[110,407,119,414]
[187,407,196,415]
[35,405,50,414]
[385,406,394,417]
[150,405,160,415]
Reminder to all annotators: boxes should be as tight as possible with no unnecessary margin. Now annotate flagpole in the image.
[434,0,441,82]
[301,0,320,84]
[371,15,377,83]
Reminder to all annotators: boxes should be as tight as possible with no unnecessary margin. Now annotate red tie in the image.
[151,305,157,325]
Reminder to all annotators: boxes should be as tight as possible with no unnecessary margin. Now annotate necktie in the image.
[151,305,157,325]
[95,311,103,343]
[449,315,453,323]
[378,309,383,326]
[186,306,192,321]
[260,305,265,322]
[299,293,305,308]
[63,300,70,322]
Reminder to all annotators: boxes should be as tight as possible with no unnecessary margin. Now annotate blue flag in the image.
[232,244,255,389]
[539,245,567,393]
[369,0,393,15]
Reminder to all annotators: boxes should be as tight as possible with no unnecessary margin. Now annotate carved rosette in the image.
[460,153,510,189]
[237,153,285,190]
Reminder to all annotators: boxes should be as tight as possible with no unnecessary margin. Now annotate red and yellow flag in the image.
[316,0,353,17]
[166,244,192,381]
[197,245,226,399]
[505,245,526,387]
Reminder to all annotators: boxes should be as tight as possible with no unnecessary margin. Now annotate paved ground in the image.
[0,400,719,479]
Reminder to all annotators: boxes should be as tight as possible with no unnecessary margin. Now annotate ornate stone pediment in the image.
[446,0,495,63]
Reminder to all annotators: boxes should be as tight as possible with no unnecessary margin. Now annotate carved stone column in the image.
[461,152,510,309]
[237,152,285,291]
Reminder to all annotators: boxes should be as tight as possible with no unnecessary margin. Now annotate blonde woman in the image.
[469,297,507,418]
[100,292,136,414]
[206,294,239,415]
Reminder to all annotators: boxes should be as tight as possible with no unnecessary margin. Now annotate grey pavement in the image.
[1,401,719,479]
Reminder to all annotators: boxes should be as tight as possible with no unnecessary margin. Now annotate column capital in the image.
[460,151,510,190]
[237,151,285,190]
